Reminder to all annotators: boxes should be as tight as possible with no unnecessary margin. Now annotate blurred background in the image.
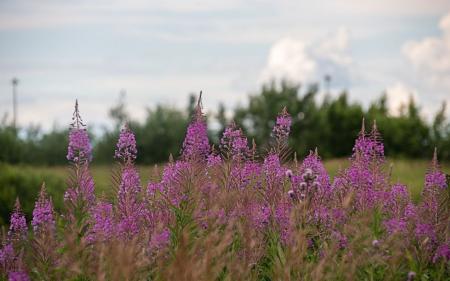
[1,1,450,223]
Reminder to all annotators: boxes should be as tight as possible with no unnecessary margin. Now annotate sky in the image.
[0,0,449,131]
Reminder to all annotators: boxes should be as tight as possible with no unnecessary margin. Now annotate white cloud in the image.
[385,82,418,116]
[403,11,450,88]
[401,11,450,119]
[260,27,352,88]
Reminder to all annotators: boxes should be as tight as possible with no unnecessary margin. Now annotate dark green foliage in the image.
[0,83,449,166]
[0,163,65,225]
[234,82,449,160]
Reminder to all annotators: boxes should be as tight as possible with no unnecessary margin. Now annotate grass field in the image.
[1,157,448,225]
[19,158,450,201]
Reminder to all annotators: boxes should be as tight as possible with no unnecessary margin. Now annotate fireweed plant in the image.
[0,96,449,281]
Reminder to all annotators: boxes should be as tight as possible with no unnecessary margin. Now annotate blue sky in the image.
[0,0,449,131]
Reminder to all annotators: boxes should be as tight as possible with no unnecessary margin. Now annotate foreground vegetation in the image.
[0,98,449,280]
[1,158,448,226]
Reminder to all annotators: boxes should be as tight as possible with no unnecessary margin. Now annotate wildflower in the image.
[272,107,292,140]
[220,122,250,161]
[415,223,436,243]
[424,149,447,191]
[149,228,170,251]
[8,271,30,281]
[407,271,416,281]
[332,231,348,249]
[206,153,222,167]
[299,150,331,191]
[181,92,210,161]
[8,199,28,240]
[275,199,292,243]
[115,124,138,162]
[432,243,450,263]
[65,167,95,205]
[67,100,92,163]
[0,243,14,270]
[117,165,145,239]
[384,218,407,234]
[64,100,96,215]
[249,203,270,230]
[67,128,92,163]
[147,182,163,197]
[32,184,55,234]
[285,169,293,178]
[89,202,114,242]
[372,239,380,248]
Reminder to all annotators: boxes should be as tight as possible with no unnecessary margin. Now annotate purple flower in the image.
[8,199,28,240]
[147,182,163,197]
[67,129,92,163]
[299,150,331,190]
[207,153,222,167]
[149,228,170,250]
[332,231,348,249]
[249,203,270,230]
[0,243,14,270]
[118,165,141,206]
[182,96,210,161]
[272,107,292,140]
[404,203,417,220]
[433,243,450,263]
[8,271,30,281]
[64,165,96,209]
[384,218,407,234]
[407,271,416,281]
[67,100,92,163]
[117,165,145,239]
[275,199,292,243]
[89,202,114,242]
[352,121,384,163]
[372,239,380,247]
[220,122,250,161]
[415,223,436,243]
[115,124,138,162]
[263,154,285,186]
[32,185,55,233]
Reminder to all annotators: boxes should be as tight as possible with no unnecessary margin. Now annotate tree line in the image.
[1,81,449,165]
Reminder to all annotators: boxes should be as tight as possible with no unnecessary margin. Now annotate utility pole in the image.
[11,77,19,129]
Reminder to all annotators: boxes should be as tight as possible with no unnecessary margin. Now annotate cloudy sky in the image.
[0,0,449,130]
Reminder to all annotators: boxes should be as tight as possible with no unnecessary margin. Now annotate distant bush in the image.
[0,82,449,166]
[0,164,65,225]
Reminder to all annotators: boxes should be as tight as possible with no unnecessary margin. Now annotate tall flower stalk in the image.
[64,100,95,225]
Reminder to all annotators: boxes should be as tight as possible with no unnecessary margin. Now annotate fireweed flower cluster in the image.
[181,93,210,161]
[115,124,138,163]
[272,106,291,141]
[31,184,55,234]
[8,199,28,241]
[64,100,96,222]
[1,97,449,280]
